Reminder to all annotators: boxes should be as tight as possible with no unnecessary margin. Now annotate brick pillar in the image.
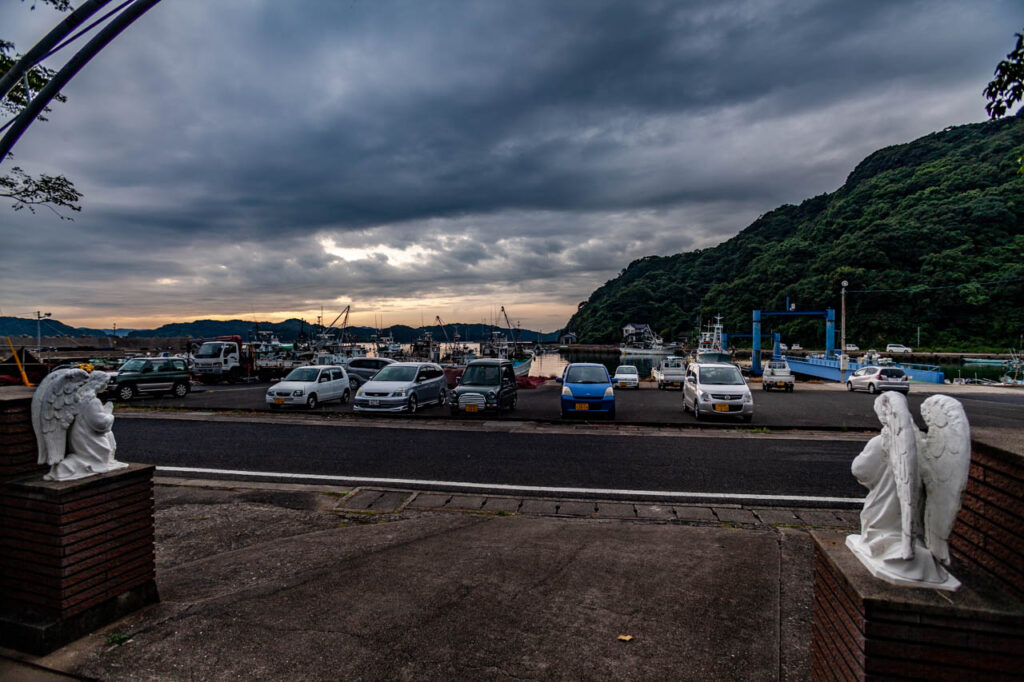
[811,531,1024,680]
[0,387,159,654]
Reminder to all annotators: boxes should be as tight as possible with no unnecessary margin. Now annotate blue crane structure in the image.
[750,308,835,376]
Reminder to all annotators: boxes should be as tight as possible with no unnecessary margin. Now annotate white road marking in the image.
[156,466,864,504]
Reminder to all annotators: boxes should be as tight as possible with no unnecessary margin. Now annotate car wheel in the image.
[117,384,135,401]
[742,414,753,423]
[306,394,318,409]
[171,382,189,398]
[450,406,459,416]
[868,383,877,394]
[693,400,702,420]
[787,385,793,393]
[340,389,350,404]
[408,394,418,413]
[349,377,359,391]
[847,381,854,392]
[509,394,517,410]
[560,408,568,419]
[607,408,616,420]
[437,388,447,407]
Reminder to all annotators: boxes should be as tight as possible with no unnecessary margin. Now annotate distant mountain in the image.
[0,316,560,344]
[565,113,1024,349]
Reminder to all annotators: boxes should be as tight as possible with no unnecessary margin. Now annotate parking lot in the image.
[113,379,1023,431]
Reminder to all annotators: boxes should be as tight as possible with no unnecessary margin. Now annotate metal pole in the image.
[840,281,848,381]
[36,311,41,349]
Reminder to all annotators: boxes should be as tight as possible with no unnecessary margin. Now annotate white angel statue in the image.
[846,391,970,591]
[31,368,129,482]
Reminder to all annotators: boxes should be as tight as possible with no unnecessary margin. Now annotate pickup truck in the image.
[652,356,687,390]
[762,359,795,392]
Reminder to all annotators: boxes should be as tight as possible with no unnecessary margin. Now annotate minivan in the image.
[109,357,191,400]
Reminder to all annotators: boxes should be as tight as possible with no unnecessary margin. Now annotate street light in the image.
[35,310,51,350]
[840,281,848,381]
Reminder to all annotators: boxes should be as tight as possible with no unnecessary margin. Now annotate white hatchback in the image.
[266,365,351,409]
[613,365,640,389]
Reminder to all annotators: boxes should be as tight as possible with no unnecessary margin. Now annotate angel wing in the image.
[30,368,88,466]
[917,395,971,565]
[874,391,920,560]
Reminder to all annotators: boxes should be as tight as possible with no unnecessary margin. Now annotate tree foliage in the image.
[1,0,81,217]
[564,116,1024,350]
[985,31,1024,119]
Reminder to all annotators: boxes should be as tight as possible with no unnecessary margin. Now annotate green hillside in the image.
[564,114,1024,350]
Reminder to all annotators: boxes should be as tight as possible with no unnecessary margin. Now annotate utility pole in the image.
[840,281,848,381]
[35,311,51,350]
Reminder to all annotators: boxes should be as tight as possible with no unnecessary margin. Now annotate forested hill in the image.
[564,113,1024,350]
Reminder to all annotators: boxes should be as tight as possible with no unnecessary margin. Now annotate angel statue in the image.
[846,391,970,591]
[31,368,129,482]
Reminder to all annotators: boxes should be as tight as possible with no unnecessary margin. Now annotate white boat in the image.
[694,315,731,364]
[512,355,533,377]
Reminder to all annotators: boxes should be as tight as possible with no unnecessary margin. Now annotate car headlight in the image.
[604,386,614,397]
[292,389,304,396]
[561,385,572,397]
[699,390,710,402]
[391,389,406,397]
[743,393,752,403]
[487,391,496,400]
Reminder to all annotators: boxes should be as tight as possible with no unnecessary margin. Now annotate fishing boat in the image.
[693,315,732,364]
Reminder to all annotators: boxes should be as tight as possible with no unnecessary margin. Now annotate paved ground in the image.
[1,479,861,681]
[116,380,1024,431]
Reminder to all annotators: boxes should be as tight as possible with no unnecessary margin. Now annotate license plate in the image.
[671,382,681,387]
[714,404,730,412]
[465,404,479,413]
[369,399,380,407]
[575,403,589,410]
[776,382,786,387]
[274,398,285,405]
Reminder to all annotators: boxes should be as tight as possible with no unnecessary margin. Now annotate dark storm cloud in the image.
[0,0,1017,326]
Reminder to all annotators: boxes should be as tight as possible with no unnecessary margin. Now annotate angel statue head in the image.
[30,367,128,482]
[846,391,971,591]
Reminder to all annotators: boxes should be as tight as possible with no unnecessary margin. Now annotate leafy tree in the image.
[0,0,82,217]
[985,29,1024,174]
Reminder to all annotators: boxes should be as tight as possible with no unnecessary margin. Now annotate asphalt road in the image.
[119,380,1023,430]
[114,416,868,503]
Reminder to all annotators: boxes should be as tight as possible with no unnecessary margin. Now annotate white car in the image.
[790,344,802,351]
[845,344,859,352]
[886,344,912,354]
[613,365,640,389]
[266,365,351,409]
[683,362,753,422]
[778,343,788,351]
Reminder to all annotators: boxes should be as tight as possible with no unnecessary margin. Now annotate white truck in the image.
[761,359,794,392]
[652,356,687,390]
[192,335,249,384]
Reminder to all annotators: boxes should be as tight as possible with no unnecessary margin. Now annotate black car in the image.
[109,357,192,401]
[343,357,396,389]
[450,358,517,415]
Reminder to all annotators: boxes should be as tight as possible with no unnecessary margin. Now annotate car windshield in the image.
[615,366,638,375]
[284,368,320,382]
[700,367,744,385]
[373,365,418,382]
[120,359,146,372]
[462,365,501,385]
[565,366,609,384]
[195,342,225,358]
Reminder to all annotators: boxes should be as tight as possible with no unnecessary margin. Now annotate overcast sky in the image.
[0,0,1018,331]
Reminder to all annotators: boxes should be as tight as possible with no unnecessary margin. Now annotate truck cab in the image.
[193,336,244,384]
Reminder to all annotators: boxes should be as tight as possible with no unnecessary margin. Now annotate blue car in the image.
[559,362,615,419]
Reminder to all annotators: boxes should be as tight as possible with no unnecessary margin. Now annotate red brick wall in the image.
[0,388,47,484]
[1,465,155,619]
[950,441,1024,598]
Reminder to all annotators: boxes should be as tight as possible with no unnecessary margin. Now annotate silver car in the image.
[353,362,447,413]
[847,366,909,394]
[683,362,753,422]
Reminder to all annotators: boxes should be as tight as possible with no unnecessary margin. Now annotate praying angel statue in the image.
[31,368,128,481]
[846,391,971,591]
